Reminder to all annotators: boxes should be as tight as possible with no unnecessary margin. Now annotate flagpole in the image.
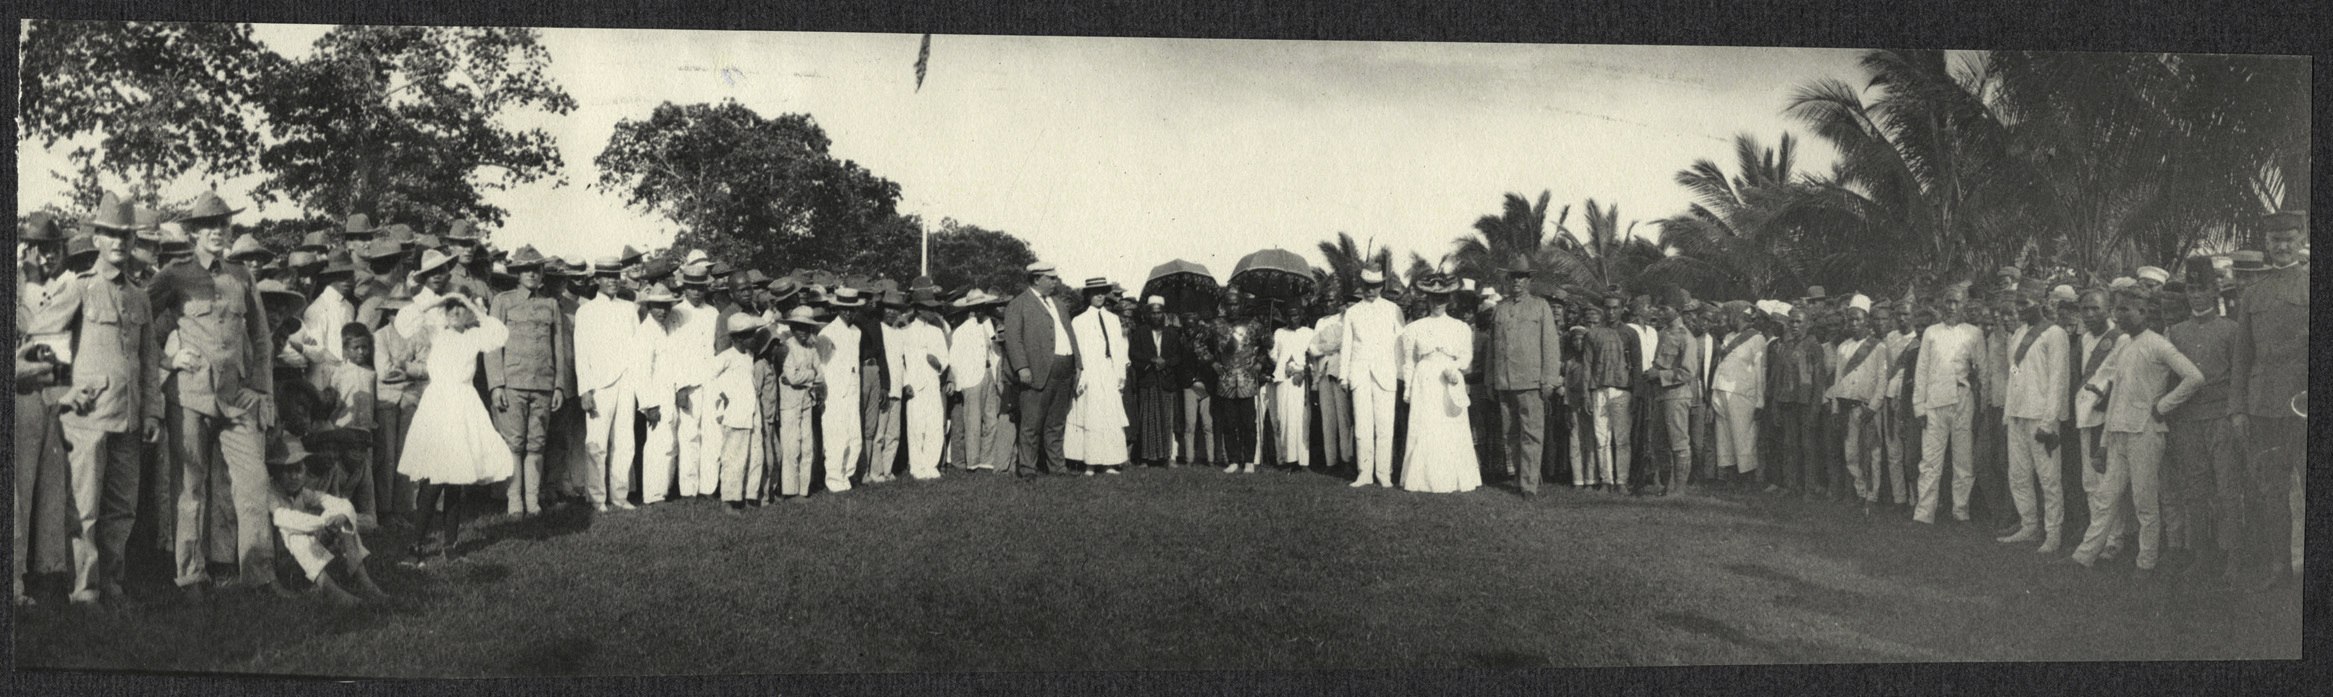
[921,226,930,276]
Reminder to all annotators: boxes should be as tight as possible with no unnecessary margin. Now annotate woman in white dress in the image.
[396,293,511,564]
[1065,280,1131,474]
[1398,274,1481,494]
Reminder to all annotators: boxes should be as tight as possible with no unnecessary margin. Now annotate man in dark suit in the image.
[1001,262,1081,476]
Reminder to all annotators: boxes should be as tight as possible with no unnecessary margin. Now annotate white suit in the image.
[1340,296,1405,486]
[902,319,950,479]
[635,312,689,504]
[573,294,642,506]
[670,301,719,497]
[818,318,864,492]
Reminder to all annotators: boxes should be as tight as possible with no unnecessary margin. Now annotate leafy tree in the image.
[18,20,279,210]
[596,100,904,278]
[928,218,1038,295]
[253,25,577,229]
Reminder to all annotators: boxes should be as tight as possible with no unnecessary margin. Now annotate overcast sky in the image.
[16,25,1871,289]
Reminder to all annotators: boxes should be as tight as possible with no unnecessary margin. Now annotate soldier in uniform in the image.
[1486,259,1564,496]
[31,194,167,607]
[484,246,575,517]
[2228,210,2307,591]
[147,191,279,601]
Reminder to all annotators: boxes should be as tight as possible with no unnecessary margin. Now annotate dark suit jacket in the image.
[1001,288,1081,390]
[1127,324,1182,389]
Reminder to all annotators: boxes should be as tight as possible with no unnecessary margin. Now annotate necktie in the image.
[1099,315,1113,357]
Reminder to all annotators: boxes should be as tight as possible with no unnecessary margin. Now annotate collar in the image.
[194,248,223,270]
[94,258,125,282]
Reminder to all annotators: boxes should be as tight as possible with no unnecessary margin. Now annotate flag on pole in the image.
[914,34,932,92]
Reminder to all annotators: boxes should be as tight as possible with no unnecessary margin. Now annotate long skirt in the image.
[1132,384,1177,463]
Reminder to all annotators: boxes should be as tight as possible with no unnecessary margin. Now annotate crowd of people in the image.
[12,187,2310,612]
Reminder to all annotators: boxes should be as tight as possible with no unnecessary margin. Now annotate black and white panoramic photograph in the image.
[6,10,2315,684]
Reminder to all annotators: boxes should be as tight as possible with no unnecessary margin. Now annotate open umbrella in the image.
[1142,259,1221,313]
[1229,248,1315,301]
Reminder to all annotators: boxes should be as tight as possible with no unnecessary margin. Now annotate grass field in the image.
[11,465,2300,677]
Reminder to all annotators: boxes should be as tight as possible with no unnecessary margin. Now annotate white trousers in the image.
[675,386,709,497]
[2004,416,2065,539]
[1914,393,1975,523]
[2076,430,2164,569]
[1350,383,1398,485]
[1272,380,1310,465]
[638,398,679,504]
[581,384,637,506]
[906,390,944,479]
[822,394,862,493]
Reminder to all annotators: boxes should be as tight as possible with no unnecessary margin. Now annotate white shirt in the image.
[1037,293,1073,357]
[948,317,996,392]
[1913,322,1983,411]
[1340,298,1405,390]
[573,295,642,398]
[1072,308,1128,384]
[817,318,863,402]
[669,301,719,388]
[301,285,354,364]
[1272,326,1316,383]
[880,323,910,398]
[1627,322,1659,374]
[903,320,949,393]
[635,313,685,408]
[2003,323,2069,423]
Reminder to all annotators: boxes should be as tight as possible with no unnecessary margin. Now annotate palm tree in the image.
[1315,230,1394,303]
[1647,133,1826,300]
[1452,190,1588,292]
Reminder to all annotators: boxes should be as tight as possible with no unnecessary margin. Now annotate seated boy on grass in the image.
[268,436,389,606]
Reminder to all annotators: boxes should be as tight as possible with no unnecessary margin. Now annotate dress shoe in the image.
[2035,537,2062,554]
[1997,528,2041,544]
[1349,479,1371,488]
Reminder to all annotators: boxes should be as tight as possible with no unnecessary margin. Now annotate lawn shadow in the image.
[451,501,597,557]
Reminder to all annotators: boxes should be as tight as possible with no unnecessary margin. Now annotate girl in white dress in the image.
[396,293,510,564]
[1398,275,1482,494]
[1066,283,1131,473]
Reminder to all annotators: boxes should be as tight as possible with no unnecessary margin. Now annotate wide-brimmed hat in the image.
[384,223,416,248]
[1801,285,1829,303]
[340,213,379,238]
[288,248,327,271]
[617,245,645,266]
[318,251,358,279]
[739,269,772,287]
[226,235,273,263]
[413,248,457,276]
[178,191,244,224]
[766,276,801,301]
[708,261,735,279]
[780,305,827,331]
[264,436,314,469]
[1414,273,1459,295]
[828,286,868,307]
[87,193,140,232]
[256,278,306,305]
[20,212,65,242]
[637,284,679,305]
[879,289,910,308]
[357,238,404,262]
[911,287,944,308]
[443,220,483,244]
[64,233,99,261]
[296,229,334,253]
[908,275,940,292]
[1502,258,1533,276]
[953,289,997,308]
[505,245,547,270]
[724,312,770,336]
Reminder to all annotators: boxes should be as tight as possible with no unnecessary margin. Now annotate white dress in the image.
[1065,308,1131,466]
[398,314,514,485]
[1398,314,1481,494]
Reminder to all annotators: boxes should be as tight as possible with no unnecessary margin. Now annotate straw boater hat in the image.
[678,266,710,287]
[592,256,624,277]
[1359,265,1387,285]
[1081,277,1114,295]
[2229,250,2267,274]
[828,286,868,307]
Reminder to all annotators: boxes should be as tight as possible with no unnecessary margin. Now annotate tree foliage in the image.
[253,25,577,228]
[18,20,279,210]
[596,100,904,278]
[929,218,1039,295]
